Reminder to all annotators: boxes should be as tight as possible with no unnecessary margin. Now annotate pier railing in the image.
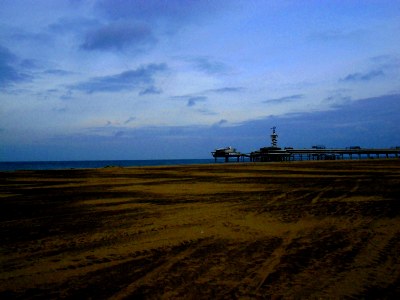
[285,148,400,161]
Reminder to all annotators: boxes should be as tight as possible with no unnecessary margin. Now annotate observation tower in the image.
[270,126,278,148]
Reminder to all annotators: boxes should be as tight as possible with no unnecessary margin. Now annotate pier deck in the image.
[250,148,400,162]
[213,148,400,162]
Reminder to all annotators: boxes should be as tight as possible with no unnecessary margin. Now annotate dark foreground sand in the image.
[1,160,400,299]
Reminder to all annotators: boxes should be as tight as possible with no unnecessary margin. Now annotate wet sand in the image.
[1,160,400,299]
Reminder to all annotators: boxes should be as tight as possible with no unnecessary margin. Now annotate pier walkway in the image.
[249,147,400,162]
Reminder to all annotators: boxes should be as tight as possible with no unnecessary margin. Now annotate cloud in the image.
[196,108,218,116]
[114,131,124,138]
[236,93,400,149]
[206,87,244,93]
[124,117,136,125]
[48,17,100,34]
[70,63,167,93]
[5,93,399,160]
[6,29,50,44]
[43,69,73,76]
[341,70,385,82]
[60,90,73,100]
[95,0,224,25]
[139,86,162,96]
[20,59,42,70]
[263,94,304,104]
[213,119,228,127]
[324,93,352,107]
[187,57,230,75]
[0,45,30,87]
[369,55,400,68]
[81,22,156,51]
[187,96,207,107]
[171,94,208,107]
[309,29,365,42]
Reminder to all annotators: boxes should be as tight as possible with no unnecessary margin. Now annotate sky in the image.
[1,0,400,161]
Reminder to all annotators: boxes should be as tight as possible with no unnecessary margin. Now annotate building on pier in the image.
[211,146,243,162]
[250,127,291,162]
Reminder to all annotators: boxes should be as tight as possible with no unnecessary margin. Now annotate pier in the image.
[249,147,400,162]
[212,127,400,162]
[211,146,244,162]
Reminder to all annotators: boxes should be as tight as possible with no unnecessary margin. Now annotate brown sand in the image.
[1,160,400,299]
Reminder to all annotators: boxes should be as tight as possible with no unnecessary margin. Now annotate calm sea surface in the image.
[0,159,215,171]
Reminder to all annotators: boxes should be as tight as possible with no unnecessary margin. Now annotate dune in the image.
[1,160,400,298]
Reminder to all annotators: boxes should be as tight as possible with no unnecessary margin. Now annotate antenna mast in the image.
[270,126,278,147]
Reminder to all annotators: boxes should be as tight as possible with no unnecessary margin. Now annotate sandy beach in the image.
[1,160,400,299]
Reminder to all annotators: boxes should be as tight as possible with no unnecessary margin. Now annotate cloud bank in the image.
[0,45,30,87]
[70,63,167,94]
[81,22,156,52]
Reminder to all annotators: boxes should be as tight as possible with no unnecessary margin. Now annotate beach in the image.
[1,159,400,298]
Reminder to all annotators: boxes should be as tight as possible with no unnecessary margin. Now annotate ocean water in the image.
[0,159,215,171]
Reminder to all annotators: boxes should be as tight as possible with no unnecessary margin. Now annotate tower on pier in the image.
[270,126,278,148]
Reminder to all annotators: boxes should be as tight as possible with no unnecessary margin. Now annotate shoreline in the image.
[0,158,214,172]
[1,157,399,173]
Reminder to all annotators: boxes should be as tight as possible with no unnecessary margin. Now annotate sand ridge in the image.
[1,160,400,298]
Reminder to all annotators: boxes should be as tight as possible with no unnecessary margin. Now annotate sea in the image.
[0,159,216,172]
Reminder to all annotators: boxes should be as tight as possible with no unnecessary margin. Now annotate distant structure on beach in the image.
[211,146,242,162]
[212,127,400,162]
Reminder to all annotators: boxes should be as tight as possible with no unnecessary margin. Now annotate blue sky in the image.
[1,0,399,161]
